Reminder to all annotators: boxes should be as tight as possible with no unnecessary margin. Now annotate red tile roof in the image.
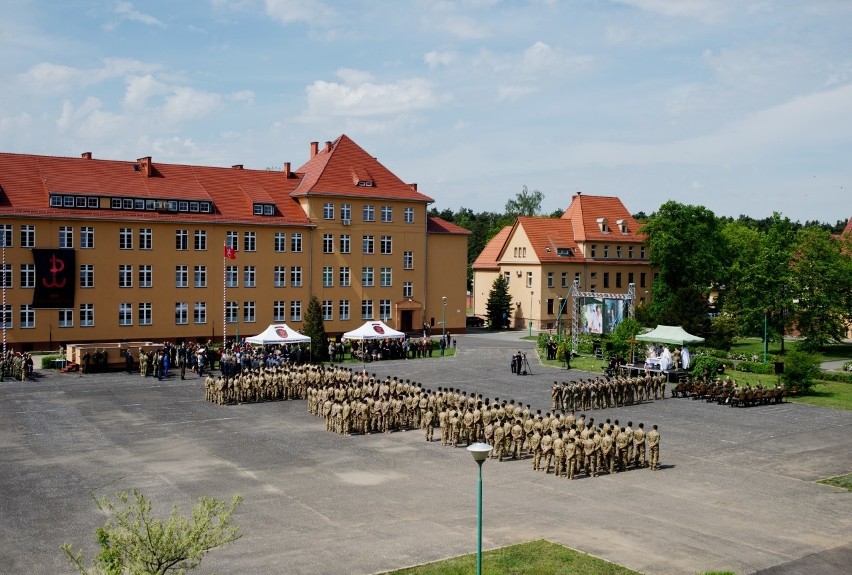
[561,193,644,242]
[514,216,583,263]
[0,152,311,225]
[292,135,434,203]
[426,215,471,235]
[844,217,852,235]
[472,226,512,270]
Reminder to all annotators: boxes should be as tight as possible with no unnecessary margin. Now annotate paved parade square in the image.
[1,332,850,575]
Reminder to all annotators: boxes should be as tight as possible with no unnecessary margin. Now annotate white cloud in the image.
[162,87,223,122]
[302,69,437,118]
[230,90,256,104]
[265,0,333,24]
[18,58,160,95]
[610,0,731,22]
[424,50,457,70]
[124,74,170,109]
[114,1,165,27]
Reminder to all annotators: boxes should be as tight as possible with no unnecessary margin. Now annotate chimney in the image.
[283,162,291,178]
[231,164,243,170]
[409,183,418,191]
[81,152,92,160]
[136,156,153,177]
[324,141,333,153]
[310,141,319,158]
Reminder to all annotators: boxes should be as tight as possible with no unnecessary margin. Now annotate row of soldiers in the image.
[204,363,351,405]
[551,373,668,412]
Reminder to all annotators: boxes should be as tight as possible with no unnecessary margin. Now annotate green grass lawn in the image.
[790,380,852,410]
[379,540,641,575]
[817,473,852,492]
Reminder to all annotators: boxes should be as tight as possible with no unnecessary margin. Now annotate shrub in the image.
[813,371,852,384]
[735,361,775,375]
[40,354,61,369]
[691,355,723,378]
[780,350,821,393]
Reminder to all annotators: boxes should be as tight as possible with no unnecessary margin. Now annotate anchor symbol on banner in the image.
[42,254,67,289]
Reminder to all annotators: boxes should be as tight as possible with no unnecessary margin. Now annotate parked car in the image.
[466,315,485,327]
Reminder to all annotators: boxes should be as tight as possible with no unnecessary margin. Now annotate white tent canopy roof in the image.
[635,325,704,346]
[245,324,311,345]
[342,321,406,341]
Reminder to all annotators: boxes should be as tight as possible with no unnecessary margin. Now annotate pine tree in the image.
[303,295,328,362]
[486,275,512,329]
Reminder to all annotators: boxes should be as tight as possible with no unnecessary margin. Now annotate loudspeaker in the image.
[774,361,784,375]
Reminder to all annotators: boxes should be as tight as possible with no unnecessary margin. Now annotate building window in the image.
[20,305,35,328]
[80,303,94,327]
[322,300,333,321]
[590,244,596,258]
[380,235,392,254]
[591,285,596,293]
[340,234,350,254]
[640,272,646,288]
[322,266,333,287]
[380,267,392,287]
[119,265,133,288]
[80,227,94,249]
[290,300,302,322]
[20,225,35,248]
[603,272,610,288]
[574,272,581,287]
[139,228,152,250]
[0,225,10,248]
[19,264,34,289]
[59,308,73,328]
[226,265,238,288]
[0,264,10,289]
[628,246,634,259]
[339,266,350,287]
[640,246,646,259]
[362,267,374,287]
[274,266,286,287]
[0,305,10,328]
[176,266,188,288]
[80,265,94,289]
[138,303,152,325]
[323,234,334,254]
[403,281,413,298]
[616,272,622,288]
[361,299,373,320]
[243,266,256,288]
[628,272,634,285]
[273,301,286,322]
[547,272,554,288]
[403,251,413,270]
[526,271,533,288]
[547,299,554,315]
[504,271,510,281]
[561,272,568,288]
[59,226,74,248]
[194,265,207,288]
[404,207,414,223]
[379,299,391,321]
[616,246,622,259]
[363,205,375,222]
[243,301,255,323]
[194,230,207,251]
[290,266,302,287]
[603,245,609,258]
[339,299,350,321]
[119,303,133,326]
[138,265,152,288]
[291,233,302,253]
[380,206,392,222]
[226,231,238,249]
[244,231,256,252]
[176,229,188,251]
[119,228,133,250]
[341,204,352,221]
[175,302,188,325]
[274,232,286,252]
[225,301,238,324]
[362,235,374,254]
[323,202,334,219]
[194,302,207,324]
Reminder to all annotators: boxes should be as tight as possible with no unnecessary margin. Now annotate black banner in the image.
[32,249,76,309]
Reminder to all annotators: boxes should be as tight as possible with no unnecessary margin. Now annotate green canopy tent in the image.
[635,325,705,346]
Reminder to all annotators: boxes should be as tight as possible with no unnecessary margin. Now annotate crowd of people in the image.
[0,350,35,381]
[550,373,668,411]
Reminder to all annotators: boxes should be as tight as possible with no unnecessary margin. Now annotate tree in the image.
[505,185,543,217]
[63,489,242,575]
[789,227,852,351]
[485,274,512,329]
[609,317,642,360]
[303,295,328,362]
[780,349,821,393]
[656,286,712,340]
[640,201,728,317]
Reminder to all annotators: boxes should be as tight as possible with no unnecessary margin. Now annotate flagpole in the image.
[223,241,227,351]
[2,234,6,359]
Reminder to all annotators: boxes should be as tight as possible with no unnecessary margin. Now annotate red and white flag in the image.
[223,246,237,260]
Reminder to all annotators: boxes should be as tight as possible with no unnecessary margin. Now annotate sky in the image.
[1,0,850,224]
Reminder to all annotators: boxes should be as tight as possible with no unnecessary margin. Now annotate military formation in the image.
[550,373,668,412]
[671,375,787,407]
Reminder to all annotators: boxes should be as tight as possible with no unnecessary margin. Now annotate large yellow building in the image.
[0,135,470,350]
[472,193,653,332]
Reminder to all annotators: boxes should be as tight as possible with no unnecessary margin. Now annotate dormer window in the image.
[556,247,573,257]
[597,217,609,233]
[253,203,275,216]
[616,219,628,233]
[357,180,373,187]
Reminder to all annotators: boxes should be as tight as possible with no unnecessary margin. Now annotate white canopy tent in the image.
[342,321,406,341]
[635,325,705,346]
[245,324,311,345]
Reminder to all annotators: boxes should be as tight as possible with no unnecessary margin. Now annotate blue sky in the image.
[2,0,850,223]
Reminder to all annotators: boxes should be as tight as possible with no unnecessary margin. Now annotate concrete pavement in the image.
[0,332,849,575]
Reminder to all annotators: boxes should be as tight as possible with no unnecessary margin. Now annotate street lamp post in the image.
[467,442,492,575]
[529,290,534,337]
[556,296,567,342]
[763,308,769,364]
[442,296,447,342]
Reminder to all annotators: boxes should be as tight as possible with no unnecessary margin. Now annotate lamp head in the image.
[467,442,492,465]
